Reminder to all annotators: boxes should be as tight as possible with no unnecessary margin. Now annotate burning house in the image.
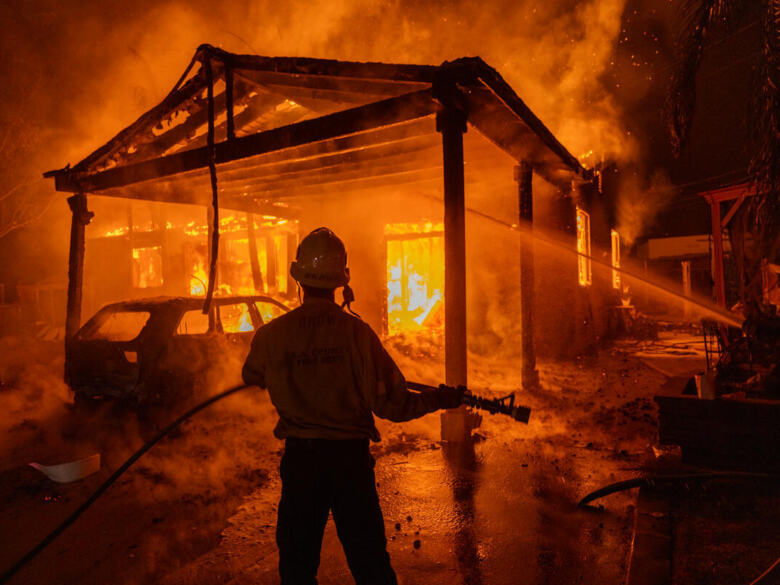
[44,44,624,398]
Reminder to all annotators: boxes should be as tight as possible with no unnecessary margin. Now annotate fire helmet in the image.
[289,227,350,289]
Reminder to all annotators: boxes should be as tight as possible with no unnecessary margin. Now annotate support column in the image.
[246,213,264,292]
[438,107,468,387]
[708,198,727,307]
[437,106,472,441]
[515,162,539,389]
[681,260,692,318]
[65,193,93,341]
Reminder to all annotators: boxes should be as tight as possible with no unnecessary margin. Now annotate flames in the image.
[385,222,444,335]
[576,208,592,287]
[190,259,208,296]
[95,204,295,302]
[132,246,163,288]
[611,229,621,290]
[220,302,255,333]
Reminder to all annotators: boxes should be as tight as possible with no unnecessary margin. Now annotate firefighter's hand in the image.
[436,384,466,409]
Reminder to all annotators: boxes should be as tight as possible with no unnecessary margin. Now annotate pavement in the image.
[156,431,637,585]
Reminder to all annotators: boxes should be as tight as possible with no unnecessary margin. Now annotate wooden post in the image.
[437,106,471,441]
[708,198,727,307]
[681,260,692,319]
[246,213,265,292]
[65,193,93,340]
[225,66,236,142]
[515,162,539,389]
[266,234,278,291]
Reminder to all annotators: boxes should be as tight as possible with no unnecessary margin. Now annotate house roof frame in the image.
[45,44,589,208]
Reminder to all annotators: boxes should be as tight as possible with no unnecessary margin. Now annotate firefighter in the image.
[242,227,463,585]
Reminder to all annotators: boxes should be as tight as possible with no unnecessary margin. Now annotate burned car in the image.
[66,296,289,406]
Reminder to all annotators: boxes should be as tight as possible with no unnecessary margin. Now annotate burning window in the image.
[385,222,444,335]
[611,229,621,290]
[132,246,163,288]
[576,208,591,287]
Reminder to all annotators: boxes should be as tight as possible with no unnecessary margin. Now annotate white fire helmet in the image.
[289,227,351,289]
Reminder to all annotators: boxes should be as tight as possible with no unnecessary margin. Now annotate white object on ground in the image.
[29,453,101,483]
[695,369,718,400]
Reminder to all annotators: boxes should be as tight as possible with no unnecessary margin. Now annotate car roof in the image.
[98,295,289,313]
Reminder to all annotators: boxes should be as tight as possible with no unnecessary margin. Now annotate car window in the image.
[219,303,255,333]
[176,310,210,335]
[255,301,286,325]
[90,311,150,342]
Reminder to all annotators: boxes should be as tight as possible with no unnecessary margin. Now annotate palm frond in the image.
[748,0,780,262]
[665,0,751,155]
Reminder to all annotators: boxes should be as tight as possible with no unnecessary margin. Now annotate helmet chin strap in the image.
[341,284,361,319]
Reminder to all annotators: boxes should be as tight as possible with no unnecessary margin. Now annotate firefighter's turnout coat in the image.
[242,297,439,441]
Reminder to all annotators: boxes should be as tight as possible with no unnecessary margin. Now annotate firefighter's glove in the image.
[436,384,466,409]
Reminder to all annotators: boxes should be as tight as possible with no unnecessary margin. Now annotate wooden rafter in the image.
[50,89,438,194]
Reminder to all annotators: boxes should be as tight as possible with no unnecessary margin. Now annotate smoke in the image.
[0,0,637,189]
[0,337,72,465]
[615,169,673,246]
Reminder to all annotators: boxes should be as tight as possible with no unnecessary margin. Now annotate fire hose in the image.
[577,471,779,508]
[407,381,532,423]
[0,383,252,585]
[0,380,529,583]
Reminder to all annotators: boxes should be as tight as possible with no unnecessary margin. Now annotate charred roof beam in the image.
[48,89,439,194]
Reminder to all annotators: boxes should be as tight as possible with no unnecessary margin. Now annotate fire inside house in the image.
[43,44,625,398]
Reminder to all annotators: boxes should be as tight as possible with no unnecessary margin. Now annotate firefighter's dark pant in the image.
[277,437,398,585]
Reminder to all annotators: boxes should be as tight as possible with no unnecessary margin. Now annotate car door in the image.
[68,308,152,398]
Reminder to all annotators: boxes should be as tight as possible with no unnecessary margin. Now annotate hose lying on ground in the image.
[0,383,252,585]
[750,555,780,585]
[578,471,779,508]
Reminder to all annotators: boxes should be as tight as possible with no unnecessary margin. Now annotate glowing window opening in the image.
[611,229,621,290]
[576,208,592,287]
[132,246,164,288]
[218,303,255,333]
[176,310,210,335]
[90,310,150,342]
[385,222,444,335]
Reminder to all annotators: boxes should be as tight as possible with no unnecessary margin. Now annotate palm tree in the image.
[666,0,779,315]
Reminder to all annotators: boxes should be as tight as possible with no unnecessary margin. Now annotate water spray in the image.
[462,204,743,328]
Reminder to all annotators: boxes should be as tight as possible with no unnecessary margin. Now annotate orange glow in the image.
[256,301,286,324]
[220,302,255,333]
[273,234,289,294]
[576,208,592,287]
[611,229,621,290]
[132,246,163,288]
[95,205,297,301]
[385,222,444,335]
[190,259,208,296]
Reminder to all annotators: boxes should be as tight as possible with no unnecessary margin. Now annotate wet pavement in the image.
[2,339,703,585]
[156,412,639,585]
